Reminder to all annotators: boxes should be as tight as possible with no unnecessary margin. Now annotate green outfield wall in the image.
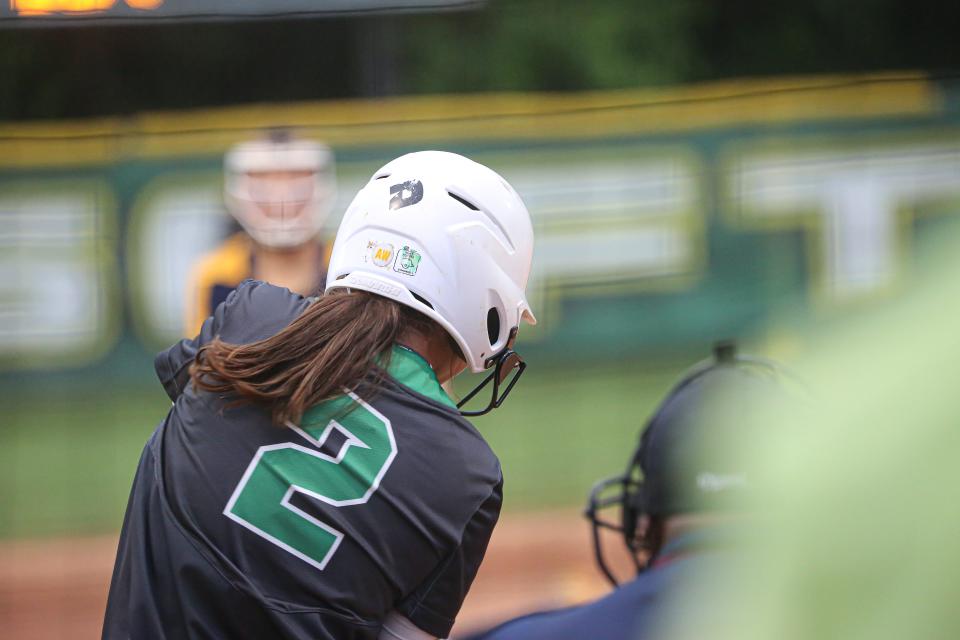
[2,72,959,385]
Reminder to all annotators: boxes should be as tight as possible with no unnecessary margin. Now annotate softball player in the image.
[184,129,336,336]
[103,151,536,640]
[467,343,787,640]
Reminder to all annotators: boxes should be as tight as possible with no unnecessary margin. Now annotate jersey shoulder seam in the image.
[378,376,500,468]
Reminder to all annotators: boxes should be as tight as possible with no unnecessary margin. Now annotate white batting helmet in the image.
[325,150,536,374]
[224,131,336,248]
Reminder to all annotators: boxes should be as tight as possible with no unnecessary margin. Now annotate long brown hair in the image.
[190,288,438,426]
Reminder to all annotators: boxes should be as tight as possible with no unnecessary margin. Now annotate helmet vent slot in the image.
[486,307,501,346]
[411,292,434,310]
[448,192,480,211]
[375,173,391,180]
[449,190,514,251]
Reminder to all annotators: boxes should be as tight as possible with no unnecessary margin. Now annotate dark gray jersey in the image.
[103,280,502,640]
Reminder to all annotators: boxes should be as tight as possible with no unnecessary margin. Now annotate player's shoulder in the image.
[380,377,502,489]
[215,279,314,344]
[440,408,502,486]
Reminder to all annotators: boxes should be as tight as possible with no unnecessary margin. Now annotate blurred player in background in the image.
[184,128,336,336]
[464,343,787,640]
[104,151,537,640]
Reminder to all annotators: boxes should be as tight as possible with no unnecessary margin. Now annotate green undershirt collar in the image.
[385,345,457,410]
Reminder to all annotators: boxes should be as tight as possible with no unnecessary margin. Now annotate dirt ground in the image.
[0,509,634,639]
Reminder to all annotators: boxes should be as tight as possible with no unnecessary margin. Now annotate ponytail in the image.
[190,289,436,426]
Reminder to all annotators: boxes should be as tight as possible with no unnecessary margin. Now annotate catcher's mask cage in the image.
[584,341,798,587]
[584,444,646,586]
[224,129,336,249]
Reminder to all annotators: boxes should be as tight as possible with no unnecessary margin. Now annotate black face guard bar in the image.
[584,472,646,587]
[457,327,527,417]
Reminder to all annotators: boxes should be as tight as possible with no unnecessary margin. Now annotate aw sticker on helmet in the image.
[393,246,422,276]
[389,180,424,210]
[371,243,394,267]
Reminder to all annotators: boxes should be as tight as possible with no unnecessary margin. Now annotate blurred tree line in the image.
[0,0,958,120]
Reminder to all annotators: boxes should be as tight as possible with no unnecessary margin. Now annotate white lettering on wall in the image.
[728,141,960,299]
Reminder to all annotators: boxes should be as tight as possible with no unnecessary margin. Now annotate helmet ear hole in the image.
[486,307,501,347]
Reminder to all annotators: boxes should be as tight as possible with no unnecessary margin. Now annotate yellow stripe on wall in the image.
[0,72,939,169]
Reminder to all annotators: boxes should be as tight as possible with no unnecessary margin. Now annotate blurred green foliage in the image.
[1,0,959,120]
[403,1,705,92]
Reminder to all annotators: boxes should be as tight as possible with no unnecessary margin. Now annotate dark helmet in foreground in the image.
[585,341,794,586]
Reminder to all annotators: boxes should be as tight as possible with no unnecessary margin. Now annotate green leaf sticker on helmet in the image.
[393,245,422,276]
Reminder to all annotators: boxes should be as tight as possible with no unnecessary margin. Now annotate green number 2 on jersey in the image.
[224,391,397,570]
